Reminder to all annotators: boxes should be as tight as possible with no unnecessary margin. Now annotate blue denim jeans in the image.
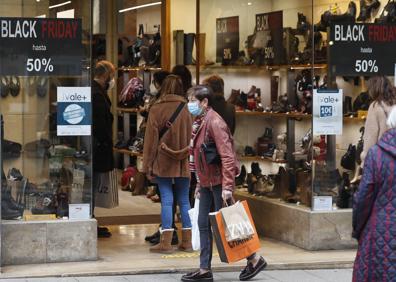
[157,177,192,229]
[199,185,256,270]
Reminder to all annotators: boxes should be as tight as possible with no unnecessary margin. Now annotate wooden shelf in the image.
[343,116,366,122]
[118,66,162,72]
[236,111,366,123]
[113,148,143,157]
[238,156,287,164]
[236,111,311,119]
[189,63,327,72]
[116,107,140,113]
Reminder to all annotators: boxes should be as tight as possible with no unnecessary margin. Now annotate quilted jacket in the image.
[352,128,396,282]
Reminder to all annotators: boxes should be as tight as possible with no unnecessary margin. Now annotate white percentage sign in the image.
[369,60,379,72]
[42,58,54,72]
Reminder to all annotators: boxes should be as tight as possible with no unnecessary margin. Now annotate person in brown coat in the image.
[361,76,396,165]
[142,75,193,253]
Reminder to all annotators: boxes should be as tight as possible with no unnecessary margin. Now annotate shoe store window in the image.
[185,0,371,250]
[0,0,94,264]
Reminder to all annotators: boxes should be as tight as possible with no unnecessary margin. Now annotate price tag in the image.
[313,196,333,211]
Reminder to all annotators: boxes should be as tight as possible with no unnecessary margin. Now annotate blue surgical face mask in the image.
[188,101,203,116]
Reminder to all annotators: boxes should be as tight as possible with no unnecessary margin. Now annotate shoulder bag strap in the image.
[158,102,186,141]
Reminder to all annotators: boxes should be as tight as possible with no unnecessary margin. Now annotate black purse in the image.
[341,144,356,171]
[200,142,221,165]
[200,126,221,165]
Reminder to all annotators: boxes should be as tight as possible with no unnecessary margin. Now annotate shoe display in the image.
[375,0,396,23]
[244,146,255,157]
[239,256,267,281]
[2,139,22,159]
[98,227,112,238]
[56,191,69,218]
[315,1,357,32]
[181,270,214,282]
[357,0,381,21]
[235,165,247,187]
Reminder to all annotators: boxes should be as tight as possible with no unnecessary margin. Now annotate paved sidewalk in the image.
[1,269,353,282]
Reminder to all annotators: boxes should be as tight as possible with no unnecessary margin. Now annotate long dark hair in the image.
[367,76,396,106]
[160,75,184,97]
[172,65,192,95]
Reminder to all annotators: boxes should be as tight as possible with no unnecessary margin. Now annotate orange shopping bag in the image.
[209,200,261,263]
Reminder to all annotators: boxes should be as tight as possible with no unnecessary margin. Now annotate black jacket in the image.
[92,80,114,172]
[211,95,236,135]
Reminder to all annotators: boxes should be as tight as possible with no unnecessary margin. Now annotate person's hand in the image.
[194,183,201,199]
[194,188,200,199]
[222,190,233,202]
[146,170,155,182]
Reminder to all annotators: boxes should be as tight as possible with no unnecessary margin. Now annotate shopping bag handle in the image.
[223,197,236,207]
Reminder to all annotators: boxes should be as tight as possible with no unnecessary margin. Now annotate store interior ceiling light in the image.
[119,2,162,13]
[49,1,71,9]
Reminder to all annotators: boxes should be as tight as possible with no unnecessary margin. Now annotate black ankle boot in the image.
[145,229,160,242]
[235,165,247,186]
[375,0,396,23]
[251,162,262,177]
[315,1,356,32]
[357,0,380,22]
[2,199,23,220]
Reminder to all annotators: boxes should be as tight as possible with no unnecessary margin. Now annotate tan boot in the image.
[178,228,193,252]
[150,229,174,254]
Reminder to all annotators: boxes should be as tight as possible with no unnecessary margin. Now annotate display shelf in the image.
[343,116,366,122]
[236,111,366,123]
[113,148,143,158]
[118,66,162,72]
[189,63,327,72]
[235,111,311,119]
[116,107,140,113]
[238,155,287,164]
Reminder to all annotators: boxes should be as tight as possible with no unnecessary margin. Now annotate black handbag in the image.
[341,144,356,171]
[200,124,221,165]
[200,142,221,165]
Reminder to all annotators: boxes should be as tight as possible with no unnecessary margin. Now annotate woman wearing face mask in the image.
[181,85,267,282]
[92,60,116,238]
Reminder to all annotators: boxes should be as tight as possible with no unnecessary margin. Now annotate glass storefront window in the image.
[0,0,92,221]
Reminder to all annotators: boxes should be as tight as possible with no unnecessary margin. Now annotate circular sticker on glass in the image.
[63,104,86,125]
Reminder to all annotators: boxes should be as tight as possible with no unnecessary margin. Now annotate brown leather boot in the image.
[149,229,174,254]
[178,228,193,252]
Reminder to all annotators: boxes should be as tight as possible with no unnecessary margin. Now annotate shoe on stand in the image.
[98,226,112,238]
[357,0,381,22]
